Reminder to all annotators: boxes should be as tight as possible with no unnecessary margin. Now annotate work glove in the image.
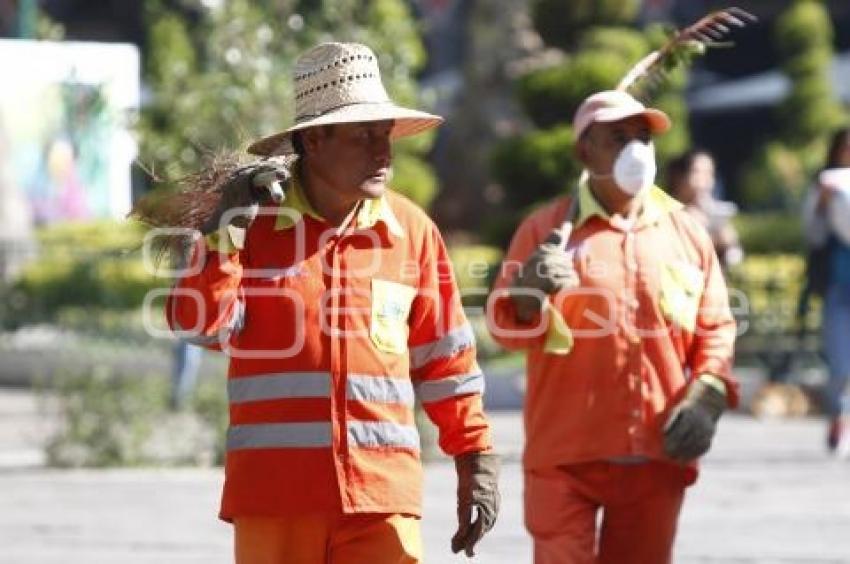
[201,160,291,233]
[451,452,500,557]
[663,378,727,462]
[510,228,579,323]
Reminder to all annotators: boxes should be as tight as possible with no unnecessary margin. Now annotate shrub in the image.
[532,0,639,51]
[5,221,161,326]
[733,212,804,255]
[651,91,689,166]
[727,253,808,338]
[46,369,164,467]
[44,368,222,468]
[449,245,503,300]
[491,124,580,210]
[391,151,438,209]
[736,1,844,213]
[517,52,631,130]
[736,143,809,210]
[578,26,648,64]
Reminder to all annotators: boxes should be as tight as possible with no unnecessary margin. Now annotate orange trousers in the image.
[233,513,422,564]
[524,460,687,564]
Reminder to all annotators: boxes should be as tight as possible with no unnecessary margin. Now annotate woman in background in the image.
[802,127,850,453]
[667,149,743,270]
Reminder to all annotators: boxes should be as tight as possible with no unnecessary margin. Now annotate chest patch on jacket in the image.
[370,279,416,354]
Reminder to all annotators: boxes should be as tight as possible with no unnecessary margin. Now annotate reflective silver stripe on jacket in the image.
[416,371,485,404]
[228,372,331,403]
[226,422,332,450]
[410,323,475,370]
[346,374,415,406]
[347,421,420,450]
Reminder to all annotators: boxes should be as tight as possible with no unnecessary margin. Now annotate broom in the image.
[129,152,294,263]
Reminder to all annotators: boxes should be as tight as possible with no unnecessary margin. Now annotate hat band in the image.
[294,99,393,123]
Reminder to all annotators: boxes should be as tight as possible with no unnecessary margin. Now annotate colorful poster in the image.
[0,39,139,224]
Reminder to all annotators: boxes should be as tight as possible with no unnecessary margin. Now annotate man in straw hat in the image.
[166,42,499,563]
[488,89,738,563]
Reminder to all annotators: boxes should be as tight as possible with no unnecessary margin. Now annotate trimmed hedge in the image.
[4,220,162,327]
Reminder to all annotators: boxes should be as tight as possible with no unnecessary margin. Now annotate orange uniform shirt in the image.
[167,181,491,520]
[490,184,738,480]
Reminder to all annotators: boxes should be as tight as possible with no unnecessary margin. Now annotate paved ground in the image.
[2,390,850,563]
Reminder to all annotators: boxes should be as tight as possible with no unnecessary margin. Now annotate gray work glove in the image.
[201,161,291,233]
[510,228,579,323]
[451,452,500,557]
[663,378,727,462]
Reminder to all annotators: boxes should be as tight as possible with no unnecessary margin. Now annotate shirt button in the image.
[628,334,641,345]
[628,298,639,310]
[632,409,641,418]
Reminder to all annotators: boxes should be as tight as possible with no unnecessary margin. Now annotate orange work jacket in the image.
[167,183,491,520]
[489,184,737,483]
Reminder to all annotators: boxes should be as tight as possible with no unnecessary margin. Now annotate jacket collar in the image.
[575,176,682,230]
[273,173,404,238]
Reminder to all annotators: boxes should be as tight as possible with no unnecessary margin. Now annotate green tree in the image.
[775,0,845,147]
[138,0,438,208]
[532,0,640,51]
[738,0,846,209]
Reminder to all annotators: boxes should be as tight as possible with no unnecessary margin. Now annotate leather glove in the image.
[510,228,579,323]
[663,378,727,462]
[201,161,291,233]
[452,452,500,557]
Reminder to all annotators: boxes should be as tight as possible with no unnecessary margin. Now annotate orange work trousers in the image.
[524,460,687,564]
[233,512,422,564]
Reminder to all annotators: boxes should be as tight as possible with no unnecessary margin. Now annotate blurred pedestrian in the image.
[169,238,202,411]
[170,340,201,410]
[489,90,738,563]
[165,42,499,563]
[667,149,743,269]
[801,127,850,453]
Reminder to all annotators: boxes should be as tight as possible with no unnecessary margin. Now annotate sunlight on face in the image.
[308,120,394,200]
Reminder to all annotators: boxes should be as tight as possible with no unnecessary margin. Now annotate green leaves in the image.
[518,52,633,130]
[491,124,578,208]
[736,0,846,211]
[138,0,437,207]
[774,0,845,147]
[531,0,640,51]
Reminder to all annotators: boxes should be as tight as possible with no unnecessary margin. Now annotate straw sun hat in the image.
[247,42,443,156]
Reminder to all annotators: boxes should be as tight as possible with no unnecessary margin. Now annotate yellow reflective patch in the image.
[659,261,704,332]
[370,279,416,354]
[544,300,573,355]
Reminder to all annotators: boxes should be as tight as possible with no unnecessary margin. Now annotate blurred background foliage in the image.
[2,221,160,328]
[737,0,847,211]
[531,0,641,52]
[44,368,227,467]
[139,0,438,208]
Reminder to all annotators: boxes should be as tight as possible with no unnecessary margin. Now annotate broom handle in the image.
[557,175,581,252]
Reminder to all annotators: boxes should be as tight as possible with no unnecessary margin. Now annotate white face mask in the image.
[590,140,657,196]
[613,140,657,195]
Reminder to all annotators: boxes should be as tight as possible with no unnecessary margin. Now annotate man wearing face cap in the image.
[488,90,738,563]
